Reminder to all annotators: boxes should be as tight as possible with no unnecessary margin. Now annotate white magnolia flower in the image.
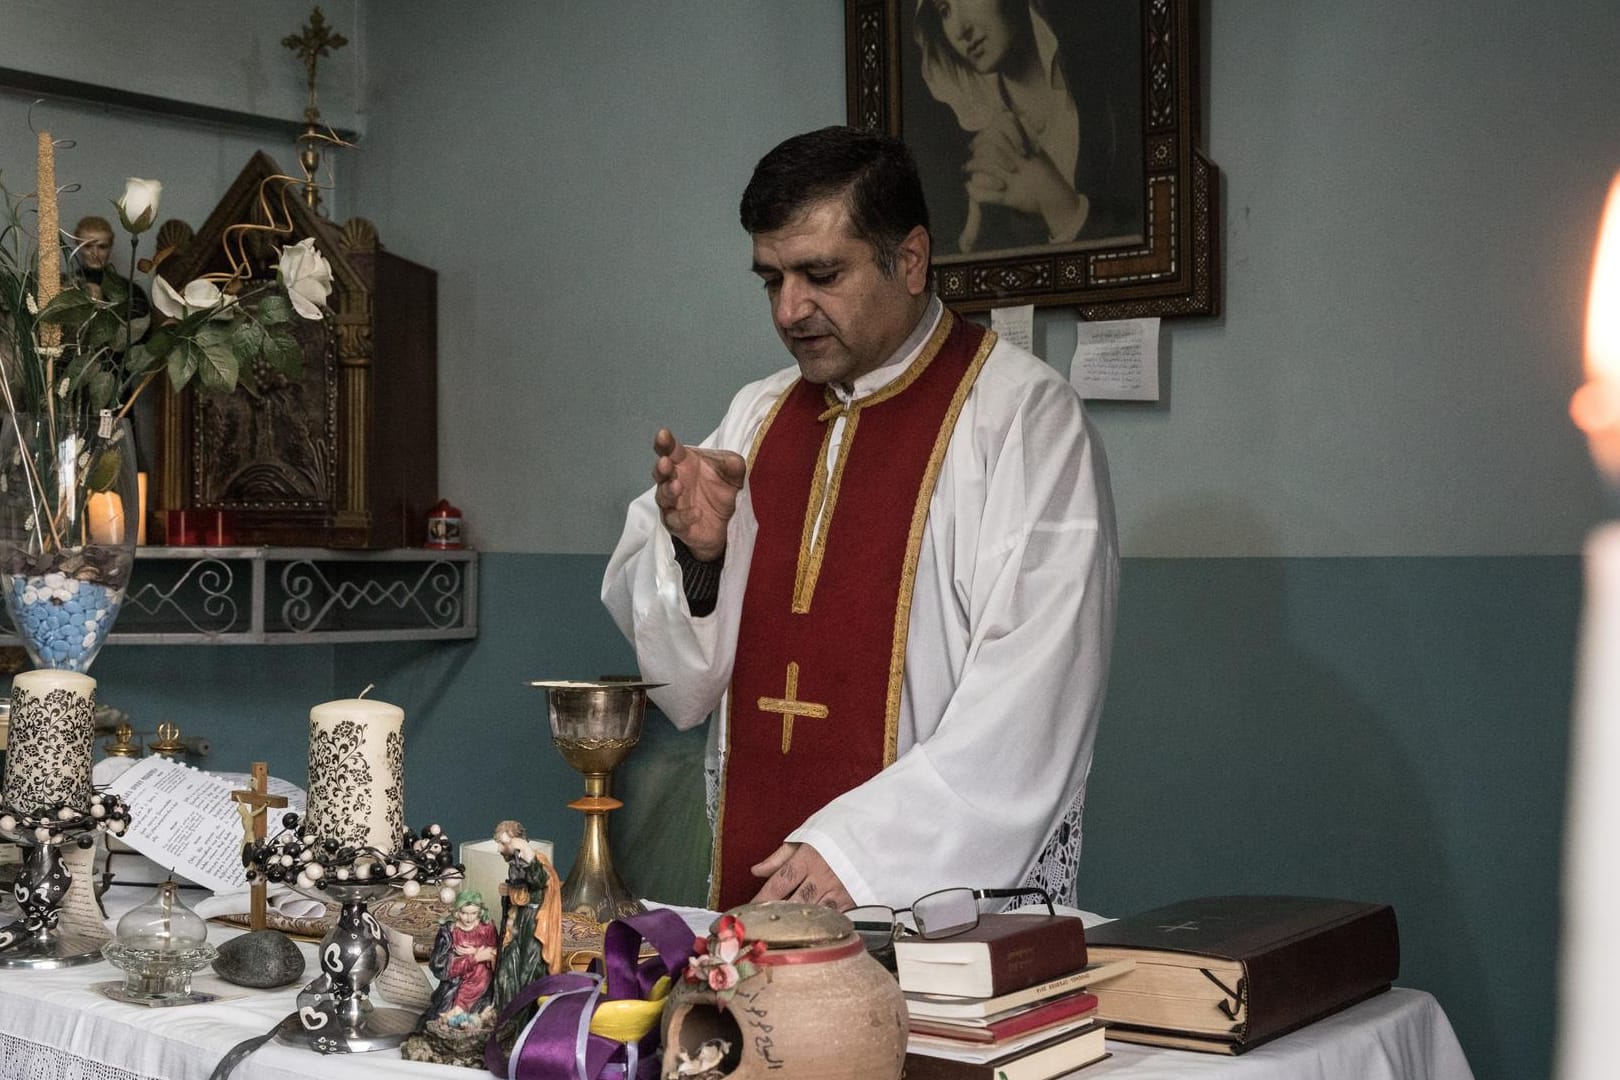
[152,276,236,319]
[116,178,162,235]
[276,237,333,319]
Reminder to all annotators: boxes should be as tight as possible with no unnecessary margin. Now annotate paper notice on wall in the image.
[990,304,1035,353]
[1070,317,1160,401]
[106,758,254,894]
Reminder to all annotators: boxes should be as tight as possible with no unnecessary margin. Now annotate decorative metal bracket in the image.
[0,547,477,646]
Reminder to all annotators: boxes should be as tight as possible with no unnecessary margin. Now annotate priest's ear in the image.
[896,225,931,297]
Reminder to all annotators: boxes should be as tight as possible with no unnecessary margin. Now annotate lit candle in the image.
[1,670,96,813]
[304,696,405,853]
[1559,169,1620,1080]
[87,492,125,545]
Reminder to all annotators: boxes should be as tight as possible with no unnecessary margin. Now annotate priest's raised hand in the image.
[651,427,746,562]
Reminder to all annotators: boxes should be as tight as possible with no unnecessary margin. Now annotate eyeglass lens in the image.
[914,887,980,938]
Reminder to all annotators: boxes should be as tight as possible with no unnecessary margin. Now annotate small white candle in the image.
[305,697,405,852]
[87,492,125,545]
[2,670,96,813]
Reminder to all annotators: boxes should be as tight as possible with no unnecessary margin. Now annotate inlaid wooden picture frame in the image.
[846,0,1219,317]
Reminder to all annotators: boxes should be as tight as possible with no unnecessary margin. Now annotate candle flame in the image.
[1572,171,1620,481]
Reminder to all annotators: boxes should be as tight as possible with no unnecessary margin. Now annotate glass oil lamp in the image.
[100,879,217,1003]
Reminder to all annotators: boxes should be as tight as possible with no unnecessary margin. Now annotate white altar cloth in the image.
[0,891,1473,1080]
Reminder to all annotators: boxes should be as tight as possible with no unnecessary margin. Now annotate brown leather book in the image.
[1082,895,1399,1054]
[895,913,1089,998]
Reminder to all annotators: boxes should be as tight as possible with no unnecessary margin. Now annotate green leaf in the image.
[196,341,239,393]
[264,328,304,377]
[99,271,130,306]
[87,369,116,412]
[231,318,268,366]
[37,288,95,327]
[82,309,122,351]
[255,295,294,325]
[84,441,123,493]
[167,338,203,389]
[142,328,175,360]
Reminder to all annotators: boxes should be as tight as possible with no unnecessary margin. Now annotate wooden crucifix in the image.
[230,762,288,931]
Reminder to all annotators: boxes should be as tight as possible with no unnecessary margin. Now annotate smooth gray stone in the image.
[212,929,306,988]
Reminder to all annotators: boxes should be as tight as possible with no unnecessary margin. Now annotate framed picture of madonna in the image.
[845,0,1220,318]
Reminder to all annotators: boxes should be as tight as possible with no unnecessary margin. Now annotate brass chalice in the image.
[528,680,660,925]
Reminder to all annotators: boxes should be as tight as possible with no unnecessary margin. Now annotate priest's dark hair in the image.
[739,125,931,278]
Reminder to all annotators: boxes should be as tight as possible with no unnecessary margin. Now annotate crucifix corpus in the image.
[230,762,289,931]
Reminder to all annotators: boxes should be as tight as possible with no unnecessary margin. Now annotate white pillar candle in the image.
[305,697,405,853]
[2,670,96,813]
[87,492,125,545]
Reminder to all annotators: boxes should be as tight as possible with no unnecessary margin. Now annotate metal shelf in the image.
[0,547,478,646]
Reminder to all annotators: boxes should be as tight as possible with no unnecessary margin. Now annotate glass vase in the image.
[0,412,138,672]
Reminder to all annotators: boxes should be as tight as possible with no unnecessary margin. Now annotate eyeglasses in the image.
[846,886,1055,952]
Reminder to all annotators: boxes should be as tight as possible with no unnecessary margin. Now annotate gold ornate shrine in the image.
[153,152,437,549]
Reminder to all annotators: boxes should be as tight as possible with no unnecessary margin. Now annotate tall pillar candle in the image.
[305,697,405,852]
[1,670,95,813]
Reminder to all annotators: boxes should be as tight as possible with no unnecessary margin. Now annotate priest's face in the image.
[751,196,931,385]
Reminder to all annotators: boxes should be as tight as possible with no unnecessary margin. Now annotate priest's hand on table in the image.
[749,842,854,910]
[652,427,746,562]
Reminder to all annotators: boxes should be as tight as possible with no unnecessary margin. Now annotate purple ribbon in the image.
[485,908,698,1080]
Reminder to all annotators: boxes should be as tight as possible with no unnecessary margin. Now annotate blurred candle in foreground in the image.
[1570,172,1620,479]
[1559,169,1620,1080]
[87,492,125,545]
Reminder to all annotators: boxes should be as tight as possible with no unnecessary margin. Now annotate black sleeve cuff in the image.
[671,536,723,617]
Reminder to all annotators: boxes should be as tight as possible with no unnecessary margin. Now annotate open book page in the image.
[106,758,305,895]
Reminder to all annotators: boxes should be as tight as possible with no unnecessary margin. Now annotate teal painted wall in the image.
[92,551,1577,1080]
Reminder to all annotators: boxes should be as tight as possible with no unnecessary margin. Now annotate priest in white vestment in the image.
[602,126,1117,911]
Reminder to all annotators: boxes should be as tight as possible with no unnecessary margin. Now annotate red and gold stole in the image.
[710,311,994,909]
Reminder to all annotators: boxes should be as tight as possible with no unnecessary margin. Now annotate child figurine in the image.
[490,820,563,1015]
[427,889,498,1028]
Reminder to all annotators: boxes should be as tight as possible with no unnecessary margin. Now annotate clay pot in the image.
[661,901,906,1080]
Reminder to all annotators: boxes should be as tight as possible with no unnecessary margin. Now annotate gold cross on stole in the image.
[757,661,830,754]
[230,761,289,931]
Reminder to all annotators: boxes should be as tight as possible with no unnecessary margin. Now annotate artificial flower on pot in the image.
[0,135,332,669]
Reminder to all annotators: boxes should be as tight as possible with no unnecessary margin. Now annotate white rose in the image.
[153,276,237,319]
[276,237,333,319]
[116,178,162,235]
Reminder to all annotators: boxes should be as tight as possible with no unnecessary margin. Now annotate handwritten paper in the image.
[990,305,1035,354]
[58,841,112,944]
[376,925,433,1012]
[107,758,253,894]
[1070,317,1160,401]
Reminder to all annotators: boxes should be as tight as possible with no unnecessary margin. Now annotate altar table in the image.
[0,896,1474,1080]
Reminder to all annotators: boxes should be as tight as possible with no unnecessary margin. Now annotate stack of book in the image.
[896,913,1134,1079]
[1082,895,1400,1054]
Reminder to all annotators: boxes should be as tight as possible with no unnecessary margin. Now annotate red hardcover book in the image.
[895,913,1088,998]
[908,990,1098,1044]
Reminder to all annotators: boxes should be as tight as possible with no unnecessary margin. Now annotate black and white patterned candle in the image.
[1,670,95,813]
[305,698,405,852]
